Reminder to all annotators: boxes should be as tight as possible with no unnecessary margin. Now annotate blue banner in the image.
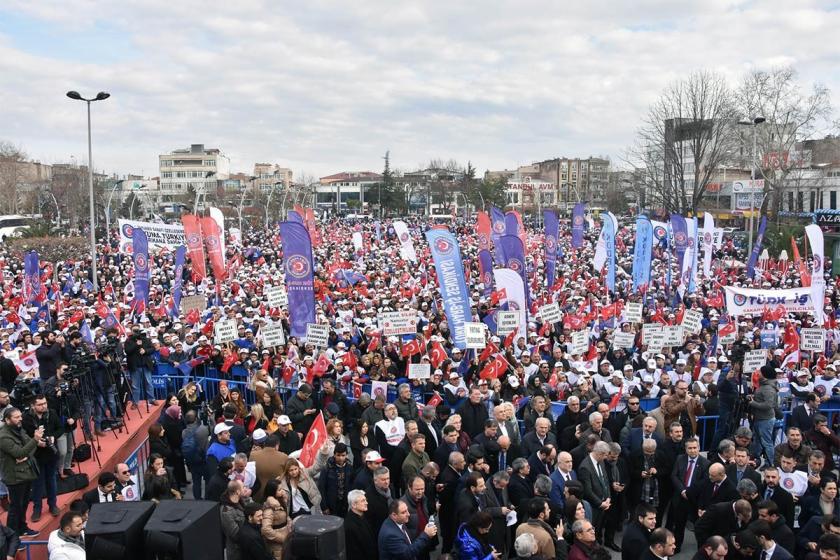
[490,205,506,266]
[572,203,585,249]
[670,214,688,272]
[478,249,494,296]
[280,221,316,338]
[544,210,559,288]
[425,229,473,349]
[746,216,768,279]
[171,245,186,317]
[288,210,304,224]
[688,216,699,293]
[504,212,519,236]
[24,251,40,304]
[132,228,150,310]
[601,212,617,293]
[632,216,653,293]
[499,234,529,304]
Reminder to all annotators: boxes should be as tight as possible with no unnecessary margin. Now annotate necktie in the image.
[400,525,411,544]
[737,470,744,482]
[712,482,720,495]
[565,473,571,482]
[499,451,506,472]
[760,551,767,560]
[765,487,773,500]
[684,458,695,486]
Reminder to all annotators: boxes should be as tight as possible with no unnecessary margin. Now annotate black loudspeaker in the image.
[85,501,156,560]
[285,514,346,560]
[144,500,223,560]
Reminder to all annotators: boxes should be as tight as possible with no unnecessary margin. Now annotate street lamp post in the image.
[105,179,124,236]
[66,90,110,291]
[266,181,281,228]
[739,117,766,251]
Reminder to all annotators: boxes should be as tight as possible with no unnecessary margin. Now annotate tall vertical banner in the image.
[493,268,528,343]
[702,212,715,279]
[393,220,418,263]
[304,207,321,247]
[688,217,699,293]
[504,212,519,236]
[746,216,768,279]
[670,214,688,271]
[571,203,585,249]
[288,210,304,224]
[132,228,150,311]
[805,223,826,325]
[279,221,316,339]
[425,229,473,349]
[651,220,669,247]
[544,210,559,288]
[601,212,617,293]
[490,206,506,265]
[181,215,206,282]
[24,251,40,304]
[171,246,186,318]
[200,216,226,281]
[476,212,494,296]
[209,207,226,268]
[632,216,653,293]
[500,235,529,304]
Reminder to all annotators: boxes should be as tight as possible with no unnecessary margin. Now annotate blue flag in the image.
[425,229,473,349]
[544,210,559,288]
[669,214,688,272]
[746,216,768,279]
[24,252,40,304]
[601,212,617,293]
[490,206,506,265]
[504,212,519,236]
[288,210,304,224]
[477,249,494,296]
[571,203,585,249]
[279,221,316,338]
[132,228,150,311]
[632,216,653,293]
[171,245,186,318]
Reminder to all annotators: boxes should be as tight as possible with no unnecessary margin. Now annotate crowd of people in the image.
[0,211,837,559]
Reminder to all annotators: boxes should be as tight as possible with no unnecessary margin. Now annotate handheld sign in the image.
[379,310,418,337]
[613,331,635,349]
[261,325,286,347]
[214,319,237,343]
[265,285,288,308]
[464,322,486,349]
[744,349,767,373]
[800,328,825,353]
[539,303,563,325]
[306,323,329,348]
[496,311,518,336]
[570,331,588,355]
[624,302,643,323]
[681,309,703,335]
[408,363,431,379]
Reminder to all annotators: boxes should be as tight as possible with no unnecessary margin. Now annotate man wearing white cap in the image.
[275,415,302,456]
[206,423,236,473]
[670,358,692,386]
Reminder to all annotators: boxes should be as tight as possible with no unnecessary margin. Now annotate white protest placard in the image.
[681,309,703,335]
[408,363,431,379]
[800,328,825,352]
[744,349,767,373]
[214,319,237,343]
[496,311,518,336]
[265,285,288,308]
[613,331,635,349]
[539,302,563,324]
[464,322,486,349]
[261,325,286,347]
[306,323,329,348]
[570,330,589,355]
[625,302,643,323]
[663,325,684,347]
[180,294,207,316]
[379,310,418,336]
[643,324,665,352]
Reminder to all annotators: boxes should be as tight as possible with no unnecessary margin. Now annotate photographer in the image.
[23,395,63,521]
[92,351,122,434]
[35,331,65,381]
[0,407,45,537]
[125,325,156,406]
[43,364,80,478]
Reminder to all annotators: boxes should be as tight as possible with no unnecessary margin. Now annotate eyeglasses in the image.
[121,470,131,475]
[629,402,640,406]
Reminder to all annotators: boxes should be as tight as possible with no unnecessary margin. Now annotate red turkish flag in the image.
[185,308,200,325]
[718,322,736,338]
[426,391,443,408]
[608,391,622,411]
[299,412,327,468]
[430,341,448,369]
[489,289,507,307]
[503,327,518,349]
[367,332,381,352]
[479,355,508,380]
[401,339,423,358]
[479,341,499,363]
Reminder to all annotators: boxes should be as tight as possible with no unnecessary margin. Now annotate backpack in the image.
[181,424,205,466]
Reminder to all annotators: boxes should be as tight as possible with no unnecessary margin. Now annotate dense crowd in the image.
[0,212,838,559]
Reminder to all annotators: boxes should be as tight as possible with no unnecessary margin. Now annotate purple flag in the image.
[670,213,688,272]
[544,210,559,288]
[572,203,585,249]
[478,249,494,296]
[288,210,304,224]
[132,228,150,310]
[504,212,519,236]
[746,216,768,279]
[500,234,529,304]
[490,205,506,265]
[171,245,186,318]
[279,221,316,338]
[24,251,40,304]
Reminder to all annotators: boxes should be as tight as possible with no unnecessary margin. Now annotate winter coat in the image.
[453,523,495,560]
[220,500,246,560]
[749,378,780,421]
[261,496,291,560]
[0,423,39,485]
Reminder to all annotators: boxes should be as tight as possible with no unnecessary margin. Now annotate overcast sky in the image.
[1,1,838,180]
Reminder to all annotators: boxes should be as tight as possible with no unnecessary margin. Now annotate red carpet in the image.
[2,402,162,559]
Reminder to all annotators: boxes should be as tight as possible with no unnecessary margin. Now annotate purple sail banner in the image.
[504,212,519,236]
[477,249,494,296]
[279,221,316,338]
[171,245,186,317]
[500,234,529,304]
[490,205,506,265]
[425,229,472,349]
[572,203,585,249]
[24,251,40,304]
[132,228,150,309]
[288,210,304,224]
[544,210,559,288]
[670,213,688,272]
[746,216,768,279]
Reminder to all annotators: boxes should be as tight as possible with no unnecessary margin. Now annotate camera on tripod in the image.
[11,377,41,409]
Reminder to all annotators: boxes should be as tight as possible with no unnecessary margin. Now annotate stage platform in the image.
[4,401,162,559]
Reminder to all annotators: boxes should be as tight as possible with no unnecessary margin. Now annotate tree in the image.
[120,191,145,220]
[737,67,834,214]
[0,141,27,214]
[629,70,739,213]
[378,150,402,216]
[473,175,507,209]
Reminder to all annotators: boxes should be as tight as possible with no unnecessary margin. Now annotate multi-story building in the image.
[253,164,293,192]
[159,144,230,199]
[317,171,382,214]
[396,167,466,215]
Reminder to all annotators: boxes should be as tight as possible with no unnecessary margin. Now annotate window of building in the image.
[797,192,804,212]
[810,191,816,212]
[831,190,837,210]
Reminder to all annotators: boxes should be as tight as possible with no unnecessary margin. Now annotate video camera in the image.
[11,377,41,409]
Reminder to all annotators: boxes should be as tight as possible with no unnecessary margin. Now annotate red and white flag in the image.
[299,412,326,468]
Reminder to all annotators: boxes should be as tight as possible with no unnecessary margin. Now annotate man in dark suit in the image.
[578,441,612,540]
[788,393,819,433]
[437,451,465,554]
[81,472,119,507]
[401,475,437,560]
[483,471,512,558]
[750,518,794,560]
[570,433,599,470]
[627,438,667,511]
[752,500,795,555]
[526,445,555,483]
[621,503,656,560]
[345,489,379,560]
[549,451,577,508]
[507,457,534,510]
[760,466,795,531]
[622,416,663,458]
[433,425,461,470]
[472,419,502,468]
[726,447,762,488]
[554,396,584,447]
[690,462,739,516]
[417,406,440,459]
[694,499,753,545]
[521,417,557,457]
[378,499,438,560]
[669,436,710,552]
[455,472,487,526]
[365,467,396,532]
[640,528,676,560]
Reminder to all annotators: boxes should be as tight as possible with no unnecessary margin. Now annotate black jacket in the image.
[344,510,378,560]
[508,473,534,510]
[35,341,64,380]
[457,400,489,438]
[286,393,315,435]
[125,334,153,371]
[690,476,739,510]
[364,482,392,533]
[22,408,62,463]
[760,484,795,530]
[236,521,274,560]
[694,502,744,545]
[317,457,353,515]
[621,521,651,560]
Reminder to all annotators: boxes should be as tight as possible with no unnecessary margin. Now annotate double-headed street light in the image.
[66,90,110,291]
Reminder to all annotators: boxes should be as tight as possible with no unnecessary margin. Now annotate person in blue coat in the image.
[453,511,502,560]
[378,499,438,560]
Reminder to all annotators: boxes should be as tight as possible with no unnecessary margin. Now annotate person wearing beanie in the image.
[749,365,780,469]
